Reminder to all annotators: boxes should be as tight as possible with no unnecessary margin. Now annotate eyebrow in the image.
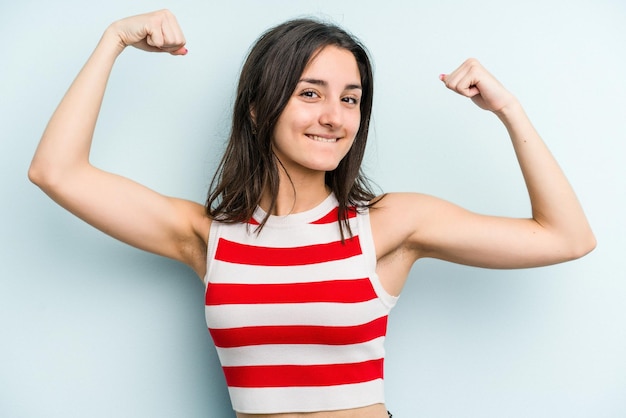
[299,78,362,91]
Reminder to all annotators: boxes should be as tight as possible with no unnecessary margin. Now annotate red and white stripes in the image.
[204,194,397,413]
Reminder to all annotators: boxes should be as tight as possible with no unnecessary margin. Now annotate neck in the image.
[260,168,330,216]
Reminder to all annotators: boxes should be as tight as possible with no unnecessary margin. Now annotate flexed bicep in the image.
[379,193,588,270]
[398,59,598,267]
[29,10,209,277]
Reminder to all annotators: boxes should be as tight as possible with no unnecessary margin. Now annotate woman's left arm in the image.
[377,59,595,270]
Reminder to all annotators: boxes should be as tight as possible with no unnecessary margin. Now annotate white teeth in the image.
[308,135,337,143]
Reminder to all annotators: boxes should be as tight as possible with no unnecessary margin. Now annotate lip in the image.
[306,134,339,143]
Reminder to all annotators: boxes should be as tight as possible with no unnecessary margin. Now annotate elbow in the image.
[29,156,91,199]
[580,232,597,257]
[28,157,66,193]
[28,159,45,188]
[28,158,54,191]
[564,229,597,261]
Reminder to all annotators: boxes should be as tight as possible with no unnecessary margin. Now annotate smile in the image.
[306,134,338,143]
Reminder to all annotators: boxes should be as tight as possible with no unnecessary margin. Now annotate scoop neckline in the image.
[252,193,338,227]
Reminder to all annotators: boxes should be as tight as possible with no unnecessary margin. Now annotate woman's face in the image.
[271,46,362,177]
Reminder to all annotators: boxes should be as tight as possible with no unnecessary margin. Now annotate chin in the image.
[307,153,349,173]
[307,160,342,172]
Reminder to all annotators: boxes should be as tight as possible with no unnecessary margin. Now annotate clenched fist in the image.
[440,59,517,114]
[107,9,187,56]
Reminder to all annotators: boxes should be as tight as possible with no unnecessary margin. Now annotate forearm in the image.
[29,27,124,186]
[496,101,596,255]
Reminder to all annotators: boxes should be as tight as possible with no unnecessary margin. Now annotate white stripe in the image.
[218,217,358,248]
[229,379,385,414]
[215,337,386,367]
[206,300,388,329]
[208,253,371,285]
[357,210,400,308]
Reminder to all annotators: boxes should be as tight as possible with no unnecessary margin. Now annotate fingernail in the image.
[439,73,446,81]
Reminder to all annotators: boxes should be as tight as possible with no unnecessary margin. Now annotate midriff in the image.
[236,403,388,418]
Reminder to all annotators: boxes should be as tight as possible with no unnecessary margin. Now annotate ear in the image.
[249,107,258,135]
[249,106,257,125]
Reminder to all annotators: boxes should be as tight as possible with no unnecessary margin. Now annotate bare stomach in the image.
[236,403,388,418]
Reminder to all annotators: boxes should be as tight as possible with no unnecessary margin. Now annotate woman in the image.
[28,9,595,418]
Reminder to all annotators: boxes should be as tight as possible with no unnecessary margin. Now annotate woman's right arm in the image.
[28,10,210,278]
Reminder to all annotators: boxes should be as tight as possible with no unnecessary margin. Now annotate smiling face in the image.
[271,46,362,177]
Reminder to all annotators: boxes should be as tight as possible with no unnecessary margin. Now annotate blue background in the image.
[2,0,625,416]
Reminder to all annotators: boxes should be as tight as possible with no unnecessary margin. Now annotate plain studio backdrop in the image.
[1,0,624,417]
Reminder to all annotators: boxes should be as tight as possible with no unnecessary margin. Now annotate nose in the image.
[319,99,342,129]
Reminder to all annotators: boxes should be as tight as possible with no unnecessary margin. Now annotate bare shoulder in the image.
[368,192,428,259]
[370,192,442,228]
[172,198,212,234]
[367,193,438,295]
[371,191,456,214]
[369,192,470,259]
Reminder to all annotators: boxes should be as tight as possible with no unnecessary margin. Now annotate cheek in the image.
[349,113,362,137]
[275,107,310,136]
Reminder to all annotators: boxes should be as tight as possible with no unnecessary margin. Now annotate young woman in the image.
[29,9,595,418]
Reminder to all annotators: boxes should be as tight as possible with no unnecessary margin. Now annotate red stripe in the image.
[206,278,376,305]
[310,206,357,224]
[209,316,388,348]
[223,358,384,388]
[214,236,362,266]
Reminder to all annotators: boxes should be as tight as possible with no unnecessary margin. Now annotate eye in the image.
[300,89,320,100]
[342,96,360,105]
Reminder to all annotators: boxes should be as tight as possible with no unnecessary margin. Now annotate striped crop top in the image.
[204,193,398,414]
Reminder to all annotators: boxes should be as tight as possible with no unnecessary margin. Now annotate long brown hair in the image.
[206,18,377,234]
